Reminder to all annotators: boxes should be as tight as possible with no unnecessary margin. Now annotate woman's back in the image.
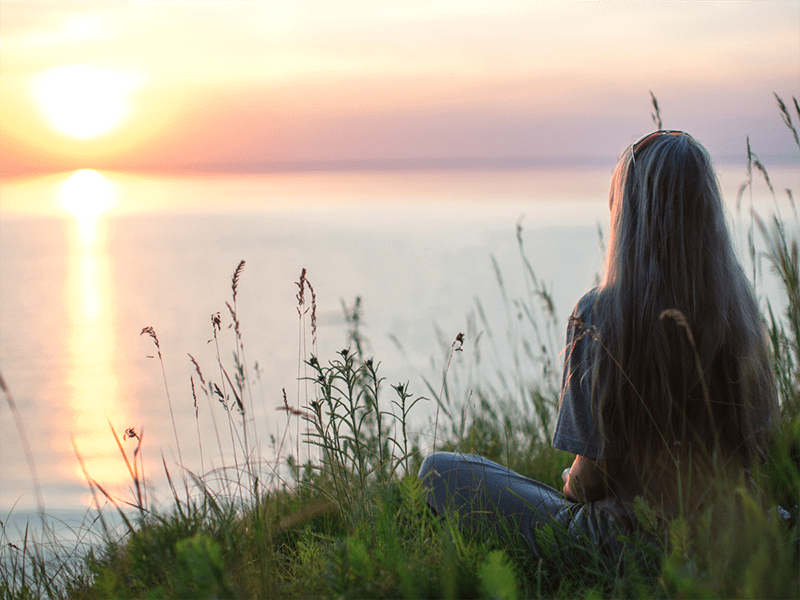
[583,131,777,510]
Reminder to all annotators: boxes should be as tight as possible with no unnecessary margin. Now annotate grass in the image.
[1,94,799,599]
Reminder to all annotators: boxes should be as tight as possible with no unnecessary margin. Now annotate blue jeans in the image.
[418,452,633,562]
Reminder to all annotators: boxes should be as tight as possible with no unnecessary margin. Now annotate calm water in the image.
[0,166,794,521]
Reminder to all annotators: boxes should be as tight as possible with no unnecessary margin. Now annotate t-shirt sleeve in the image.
[552,290,613,459]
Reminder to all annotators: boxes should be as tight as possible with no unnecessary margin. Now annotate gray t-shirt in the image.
[552,289,616,460]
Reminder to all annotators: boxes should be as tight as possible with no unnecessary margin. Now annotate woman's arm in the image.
[562,455,609,502]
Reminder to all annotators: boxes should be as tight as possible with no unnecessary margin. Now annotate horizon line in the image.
[2,153,797,179]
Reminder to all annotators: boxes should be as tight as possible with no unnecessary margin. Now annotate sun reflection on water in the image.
[61,170,133,494]
[60,169,117,246]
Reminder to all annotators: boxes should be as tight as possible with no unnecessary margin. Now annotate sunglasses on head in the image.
[630,130,692,170]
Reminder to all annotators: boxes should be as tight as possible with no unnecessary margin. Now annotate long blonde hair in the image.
[591,132,777,493]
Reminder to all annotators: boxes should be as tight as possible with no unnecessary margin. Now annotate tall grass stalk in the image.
[0,370,44,515]
[139,326,188,498]
[188,352,225,471]
[106,419,146,516]
[226,259,258,488]
[210,310,245,502]
[432,332,464,452]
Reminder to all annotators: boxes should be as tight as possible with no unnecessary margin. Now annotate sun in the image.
[31,64,143,140]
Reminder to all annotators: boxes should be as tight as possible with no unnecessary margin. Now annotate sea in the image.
[0,164,795,542]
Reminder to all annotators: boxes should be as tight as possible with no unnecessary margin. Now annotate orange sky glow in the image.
[0,1,798,176]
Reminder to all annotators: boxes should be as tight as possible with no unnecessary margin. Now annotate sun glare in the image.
[60,169,116,219]
[32,65,143,139]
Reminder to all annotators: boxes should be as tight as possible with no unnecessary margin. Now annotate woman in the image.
[418,131,778,560]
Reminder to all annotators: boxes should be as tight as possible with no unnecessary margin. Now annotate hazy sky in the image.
[1,1,798,174]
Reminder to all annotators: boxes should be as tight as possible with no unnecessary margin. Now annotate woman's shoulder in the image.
[573,287,602,320]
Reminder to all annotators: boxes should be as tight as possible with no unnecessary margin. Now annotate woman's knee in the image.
[418,451,457,484]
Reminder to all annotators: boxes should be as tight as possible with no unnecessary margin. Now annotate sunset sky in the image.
[1,1,798,175]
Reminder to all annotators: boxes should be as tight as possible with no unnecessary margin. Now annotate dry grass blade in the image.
[753,157,776,198]
[308,278,318,348]
[126,426,147,508]
[108,418,136,482]
[140,326,161,356]
[650,90,662,129]
[296,267,307,313]
[190,352,225,463]
[106,417,144,511]
[190,375,205,476]
[89,477,134,533]
[0,370,44,515]
[659,309,713,424]
[775,92,800,150]
[433,333,464,452]
[188,353,206,386]
[141,325,187,494]
[71,436,110,540]
[736,136,754,213]
[162,453,180,507]
[231,259,245,303]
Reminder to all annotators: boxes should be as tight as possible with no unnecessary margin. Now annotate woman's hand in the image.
[562,455,608,502]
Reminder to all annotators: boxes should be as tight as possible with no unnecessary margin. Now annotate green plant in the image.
[302,347,425,530]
